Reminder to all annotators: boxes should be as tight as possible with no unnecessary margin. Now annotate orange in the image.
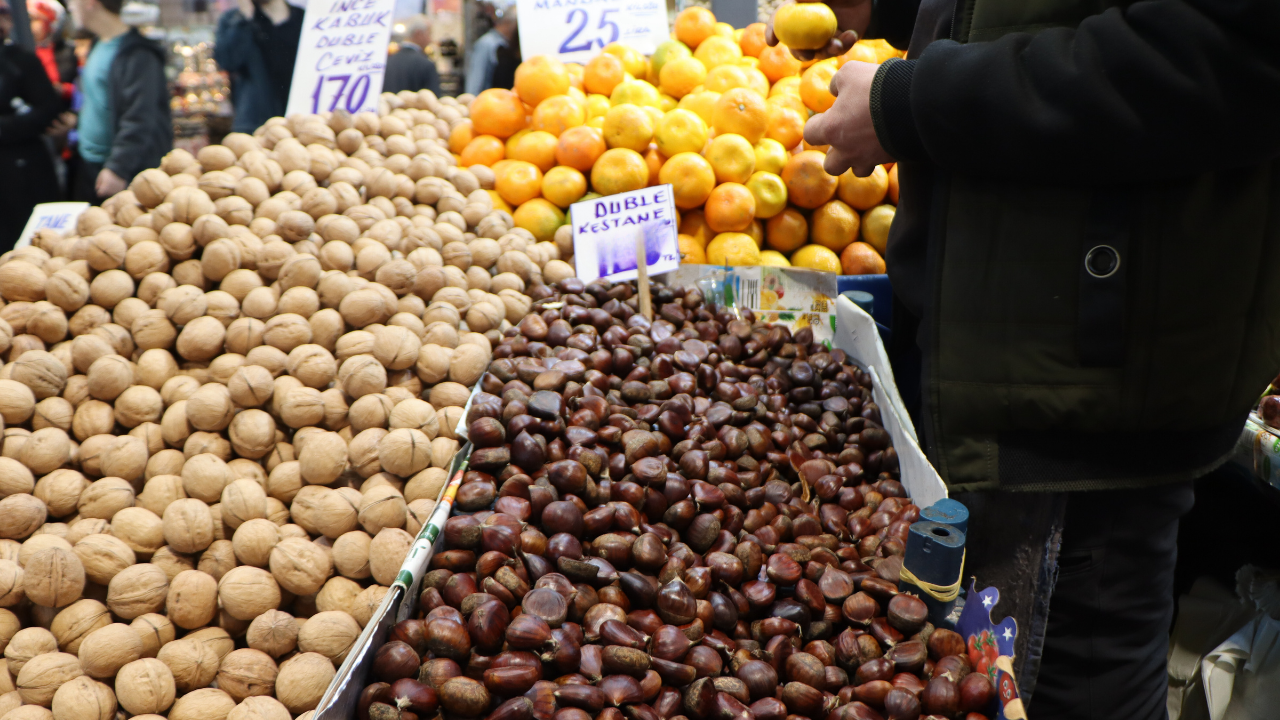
[811,199,860,253]
[590,148,650,196]
[706,232,761,265]
[652,40,693,77]
[448,120,474,154]
[602,104,654,152]
[470,88,527,139]
[841,241,886,275]
[459,135,505,167]
[782,150,838,208]
[542,166,587,208]
[566,62,584,87]
[759,44,802,83]
[511,131,560,173]
[603,43,648,79]
[715,22,735,38]
[800,60,838,113]
[773,2,838,50]
[766,208,808,252]
[584,53,626,96]
[659,152,715,209]
[837,42,880,68]
[704,183,756,233]
[585,94,612,120]
[745,171,787,218]
[712,88,768,143]
[642,105,665,130]
[706,134,756,184]
[586,116,605,130]
[744,67,771,99]
[759,250,791,267]
[555,126,607,171]
[791,244,841,273]
[674,7,717,49]
[659,56,707,99]
[495,160,543,206]
[644,145,664,186]
[486,190,512,213]
[704,64,751,94]
[745,219,764,247]
[531,94,586,136]
[505,128,530,157]
[678,90,721,126]
[515,56,571,107]
[491,159,517,178]
[680,210,713,247]
[838,166,889,211]
[861,204,896,254]
[695,35,742,70]
[512,198,565,244]
[679,234,707,264]
[739,23,767,57]
[766,103,805,149]
[610,80,662,108]
[654,109,709,157]
[658,93,678,112]
[754,138,788,174]
[770,76,803,100]
[888,163,899,203]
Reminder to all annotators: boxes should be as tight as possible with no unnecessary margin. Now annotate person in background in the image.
[0,0,60,250]
[68,0,170,203]
[28,0,76,104]
[464,2,516,95]
[384,14,441,96]
[214,0,303,133]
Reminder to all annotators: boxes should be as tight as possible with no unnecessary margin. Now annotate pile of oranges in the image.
[448,6,902,275]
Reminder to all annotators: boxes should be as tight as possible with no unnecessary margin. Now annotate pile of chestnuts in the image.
[356,279,997,720]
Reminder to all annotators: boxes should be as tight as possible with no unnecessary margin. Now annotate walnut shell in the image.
[77,622,142,678]
[218,566,281,621]
[215,648,277,703]
[16,652,83,706]
[50,675,115,720]
[273,653,334,715]
[114,658,175,715]
[167,687,234,720]
[105,563,168,619]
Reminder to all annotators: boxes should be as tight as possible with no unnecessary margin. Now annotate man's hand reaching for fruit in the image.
[803,60,895,177]
[766,0,873,61]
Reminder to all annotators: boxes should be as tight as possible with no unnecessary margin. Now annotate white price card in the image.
[516,0,670,66]
[16,202,89,248]
[286,0,396,118]
[570,184,679,283]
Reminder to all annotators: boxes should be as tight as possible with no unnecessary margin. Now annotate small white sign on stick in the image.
[515,0,669,66]
[570,184,679,284]
[16,202,89,248]
[286,0,397,118]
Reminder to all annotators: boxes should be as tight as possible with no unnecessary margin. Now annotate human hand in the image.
[766,0,872,61]
[95,168,127,198]
[803,60,894,177]
[46,112,76,138]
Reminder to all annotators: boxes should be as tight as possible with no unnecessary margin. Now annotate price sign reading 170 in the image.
[517,0,669,66]
[286,0,396,117]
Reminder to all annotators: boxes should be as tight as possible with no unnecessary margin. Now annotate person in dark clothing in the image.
[214,0,303,133]
[384,14,441,96]
[768,0,1280,717]
[68,0,170,204]
[0,0,60,251]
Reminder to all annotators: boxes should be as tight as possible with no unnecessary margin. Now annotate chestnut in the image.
[373,642,421,683]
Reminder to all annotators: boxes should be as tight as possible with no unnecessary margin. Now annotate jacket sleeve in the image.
[214,10,255,75]
[870,0,1280,182]
[0,50,59,144]
[105,47,171,181]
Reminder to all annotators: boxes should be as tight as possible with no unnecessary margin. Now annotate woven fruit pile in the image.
[448,7,901,275]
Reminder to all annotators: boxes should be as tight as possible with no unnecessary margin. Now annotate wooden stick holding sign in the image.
[635,228,652,321]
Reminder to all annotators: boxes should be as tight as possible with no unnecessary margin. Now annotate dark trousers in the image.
[1029,481,1194,720]
[74,159,106,205]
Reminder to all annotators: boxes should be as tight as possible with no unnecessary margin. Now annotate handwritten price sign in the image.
[286,0,395,117]
[517,0,669,65]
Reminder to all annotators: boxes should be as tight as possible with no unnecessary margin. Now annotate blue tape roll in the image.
[922,498,969,535]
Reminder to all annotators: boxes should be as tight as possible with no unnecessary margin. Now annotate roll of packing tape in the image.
[922,498,969,535]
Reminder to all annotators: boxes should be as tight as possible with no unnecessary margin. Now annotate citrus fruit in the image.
[770,75,803,99]
[584,53,626,96]
[654,109,709,157]
[659,153,716,209]
[838,165,889,210]
[759,44,802,83]
[602,104,654,152]
[791,244,841,273]
[837,41,879,67]
[470,88,527,139]
[739,23,767,57]
[486,190,512,213]
[586,116,605,130]
[542,166,587,208]
[841,241,885,274]
[704,182,756,233]
[695,35,742,70]
[495,160,544,206]
[714,22,735,38]
[644,146,664,186]
[754,138,788,175]
[658,93,678,112]
[800,60,838,113]
[745,219,764,247]
[659,56,708,99]
[530,94,586,136]
[706,232,761,265]
[706,134,756,184]
[744,67,771,98]
[745,171,787,219]
[514,56,571,106]
[766,103,805,149]
[679,234,707,264]
[678,90,721,126]
[674,7,717,49]
[888,163,899,203]
[861,204,895,253]
[459,135,505,167]
[712,88,768,143]
[610,79,662,108]
[811,199,860,252]
[504,128,530,157]
[782,150,838,208]
[511,130,560,172]
[765,208,808,252]
[448,120,474,154]
[704,64,751,94]
[590,148,650,196]
[759,250,791,267]
[642,105,665,129]
[680,210,713,247]
[773,2,839,50]
[555,126,607,172]
[512,198,565,244]
[585,94,612,120]
[651,39,693,77]
[603,43,648,79]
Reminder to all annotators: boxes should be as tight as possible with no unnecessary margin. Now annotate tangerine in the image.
[800,60,838,113]
[712,88,768,143]
[773,2,838,50]
[791,244,842,273]
[512,198,565,244]
[511,131,560,173]
[530,94,586,136]
[448,119,475,154]
[651,39,693,77]
[766,103,805,149]
[674,6,717,49]
[811,199,860,253]
[841,241,886,274]
[603,43,648,79]
[610,79,662,108]
[758,44,802,83]
[706,133,756,184]
[765,208,808,252]
[837,42,879,67]
[888,163,899,203]
[744,219,765,247]
[459,134,505,167]
[644,145,664,186]
[585,93,612,120]
[602,104,654,152]
[739,23,767,57]
[555,125,607,171]
[679,234,707,264]
[745,171,788,219]
[660,152,716,209]
[590,148,650,196]
[704,182,756,233]
[678,90,721,126]
[470,88,527,139]
[514,56,571,106]
[754,138,788,174]
[680,210,713,247]
[837,165,889,210]
[704,64,751,94]
[744,67,771,98]
[504,128,530,158]
[706,232,761,265]
[760,250,792,267]
[584,53,626,96]
[542,166,588,208]
[659,56,707,99]
[654,109,709,157]
[495,160,544,206]
[861,204,895,253]
[695,35,742,70]
[781,150,838,208]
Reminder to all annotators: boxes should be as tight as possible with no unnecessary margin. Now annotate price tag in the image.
[16,202,89,248]
[516,0,669,66]
[570,184,679,283]
[286,0,397,117]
